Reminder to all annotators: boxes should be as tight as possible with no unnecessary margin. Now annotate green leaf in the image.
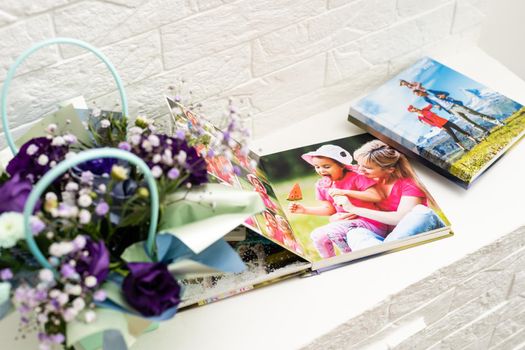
[66,308,135,348]
[121,242,152,263]
[159,183,264,254]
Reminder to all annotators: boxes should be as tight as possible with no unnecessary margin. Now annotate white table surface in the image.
[2,43,525,350]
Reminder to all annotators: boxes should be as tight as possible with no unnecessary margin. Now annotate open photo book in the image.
[166,97,453,309]
[348,57,525,188]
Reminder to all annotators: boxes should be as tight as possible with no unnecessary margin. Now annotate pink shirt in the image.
[316,171,386,230]
[377,178,428,212]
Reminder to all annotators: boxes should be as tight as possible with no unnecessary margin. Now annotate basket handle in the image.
[23,148,158,273]
[1,37,129,156]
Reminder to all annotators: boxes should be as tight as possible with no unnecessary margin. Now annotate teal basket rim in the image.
[23,148,158,274]
[1,37,129,156]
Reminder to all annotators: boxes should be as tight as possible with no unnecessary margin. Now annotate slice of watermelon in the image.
[287,183,303,201]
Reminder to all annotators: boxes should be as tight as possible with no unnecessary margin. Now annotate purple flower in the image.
[6,137,68,182]
[95,201,109,216]
[0,268,13,280]
[60,264,78,279]
[74,238,109,285]
[0,173,39,214]
[77,158,117,175]
[118,141,131,151]
[30,217,45,235]
[122,262,181,317]
[167,168,180,180]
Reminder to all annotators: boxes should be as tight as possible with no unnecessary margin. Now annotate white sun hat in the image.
[301,144,353,166]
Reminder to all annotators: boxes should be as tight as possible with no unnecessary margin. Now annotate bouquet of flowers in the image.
[0,38,263,350]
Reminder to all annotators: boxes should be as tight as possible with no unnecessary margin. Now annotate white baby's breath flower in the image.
[63,308,77,322]
[49,241,74,257]
[84,276,97,288]
[97,184,107,193]
[100,119,111,128]
[77,194,92,208]
[26,144,39,156]
[151,166,163,178]
[72,297,86,311]
[63,134,77,144]
[37,154,49,166]
[84,310,97,323]
[0,212,25,248]
[128,126,143,135]
[37,313,48,324]
[73,235,86,250]
[148,134,160,147]
[65,182,79,192]
[46,123,58,134]
[176,151,187,165]
[57,292,70,305]
[78,209,91,224]
[65,284,82,296]
[51,136,65,146]
[45,192,58,201]
[152,154,161,164]
[130,134,141,146]
[39,269,54,283]
[141,140,152,152]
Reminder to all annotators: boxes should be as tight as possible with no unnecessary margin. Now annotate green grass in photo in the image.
[272,174,331,261]
[450,108,525,182]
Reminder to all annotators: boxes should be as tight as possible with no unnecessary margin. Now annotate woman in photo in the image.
[334,140,446,250]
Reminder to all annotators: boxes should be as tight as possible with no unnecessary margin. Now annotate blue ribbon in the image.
[0,300,12,320]
[156,233,246,273]
[103,330,128,350]
[96,298,179,322]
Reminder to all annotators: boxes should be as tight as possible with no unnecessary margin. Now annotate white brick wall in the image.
[0,0,490,146]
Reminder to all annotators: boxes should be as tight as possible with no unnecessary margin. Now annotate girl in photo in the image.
[247,173,279,211]
[275,214,303,254]
[262,210,284,244]
[288,144,387,258]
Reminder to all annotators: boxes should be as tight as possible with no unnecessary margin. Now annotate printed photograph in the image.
[352,57,525,183]
[261,134,449,262]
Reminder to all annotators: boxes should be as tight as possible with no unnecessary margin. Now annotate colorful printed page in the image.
[259,134,451,264]
[164,97,308,260]
[349,57,525,188]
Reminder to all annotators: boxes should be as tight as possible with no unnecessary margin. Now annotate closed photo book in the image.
[348,57,525,188]
[166,97,453,309]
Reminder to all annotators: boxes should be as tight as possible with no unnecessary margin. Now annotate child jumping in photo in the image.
[407,104,481,151]
[288,144,387,258]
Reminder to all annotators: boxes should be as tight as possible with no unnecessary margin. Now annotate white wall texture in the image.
[303,226,525,350]
[0,0,491,146]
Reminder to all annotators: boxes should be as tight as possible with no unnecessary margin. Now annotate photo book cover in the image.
[349,57,525,187]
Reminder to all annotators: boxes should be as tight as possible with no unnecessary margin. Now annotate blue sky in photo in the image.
[353,57,489,142]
